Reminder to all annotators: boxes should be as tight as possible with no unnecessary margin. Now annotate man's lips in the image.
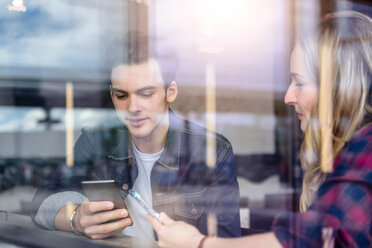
[127,117,148,127]
[297,113,304,119]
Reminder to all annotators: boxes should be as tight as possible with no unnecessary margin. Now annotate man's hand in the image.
[73,200,132,239]
[55,200,131,240]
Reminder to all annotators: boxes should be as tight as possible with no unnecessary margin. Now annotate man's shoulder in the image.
[81,124,127,136]
[78,124,128,151]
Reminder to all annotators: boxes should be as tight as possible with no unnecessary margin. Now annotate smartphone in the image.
[81,180,132,224]
[128,189,161,222]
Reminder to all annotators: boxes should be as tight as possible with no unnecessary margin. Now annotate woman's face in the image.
[285,45,318,132]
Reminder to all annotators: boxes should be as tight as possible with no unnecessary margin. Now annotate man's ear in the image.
[166,81,178,103]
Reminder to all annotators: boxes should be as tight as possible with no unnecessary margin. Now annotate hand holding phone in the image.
[73,180,133,239]
[81,179,132,222]
[81,180,127,210]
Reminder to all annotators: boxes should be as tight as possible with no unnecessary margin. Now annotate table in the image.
[0,211,159,248]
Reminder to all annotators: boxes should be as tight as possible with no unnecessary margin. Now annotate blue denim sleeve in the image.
[205,142,241,237]
[30,128,94,224]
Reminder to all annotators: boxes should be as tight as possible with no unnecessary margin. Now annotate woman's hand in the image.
[148,212,205,248]
[72,200,132,239]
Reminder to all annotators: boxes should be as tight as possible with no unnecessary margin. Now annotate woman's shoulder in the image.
[331,124,372,183]
[345,124,372,154]
[353,123,372,141]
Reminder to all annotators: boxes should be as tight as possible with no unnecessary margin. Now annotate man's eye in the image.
[140,92,153,97]
[116,94,128,99]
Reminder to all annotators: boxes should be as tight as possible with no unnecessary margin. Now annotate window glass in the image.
[0,0,371,247]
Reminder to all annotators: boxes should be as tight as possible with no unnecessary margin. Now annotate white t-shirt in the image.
[122,141,163,240]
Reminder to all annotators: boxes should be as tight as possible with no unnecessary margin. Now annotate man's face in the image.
[110,59,177,140]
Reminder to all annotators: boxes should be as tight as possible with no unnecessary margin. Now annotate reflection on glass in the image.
[0,0,370,247]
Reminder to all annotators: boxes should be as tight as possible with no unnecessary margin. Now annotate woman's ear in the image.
[166,81,178,103]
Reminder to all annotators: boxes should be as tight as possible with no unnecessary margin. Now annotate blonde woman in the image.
[148,11,372,248]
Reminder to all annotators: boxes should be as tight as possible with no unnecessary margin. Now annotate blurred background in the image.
[0,0,371,234]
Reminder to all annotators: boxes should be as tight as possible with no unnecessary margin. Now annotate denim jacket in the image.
[31,110,241,237]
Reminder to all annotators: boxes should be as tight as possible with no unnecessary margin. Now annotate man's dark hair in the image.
[109,30,179,88]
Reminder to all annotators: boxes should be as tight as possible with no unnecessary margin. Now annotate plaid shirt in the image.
[272,124,372,248]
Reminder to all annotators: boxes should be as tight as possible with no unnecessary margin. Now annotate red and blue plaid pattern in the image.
[272,124,372,248]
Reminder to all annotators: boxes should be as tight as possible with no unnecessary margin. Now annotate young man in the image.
[31,38,241,240]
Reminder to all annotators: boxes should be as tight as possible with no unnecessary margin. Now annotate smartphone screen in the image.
[81,180,132,224]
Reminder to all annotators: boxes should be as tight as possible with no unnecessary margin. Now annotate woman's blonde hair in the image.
[298,11,372,211]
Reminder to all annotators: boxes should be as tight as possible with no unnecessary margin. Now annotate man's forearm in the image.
[54,204,78,232]
[33,191,86,230]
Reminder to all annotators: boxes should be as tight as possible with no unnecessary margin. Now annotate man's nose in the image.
[128,95,141,113]
[284,83,297,105]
